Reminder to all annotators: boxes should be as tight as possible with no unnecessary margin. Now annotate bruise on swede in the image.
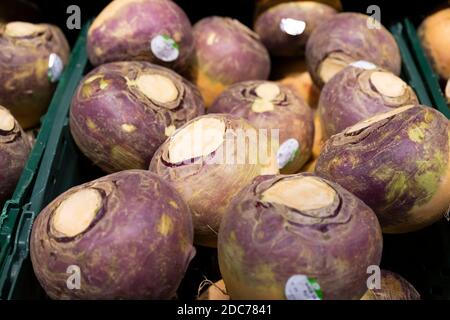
[209,81,314,173]
[192,17,271,107]
[218,173,382,300]
[305,12,401,88]
[30,170,195,300]
[70,61,204,173]
[87,0,194,75]
[254,2,337,57]
[316,105,450,233]
[0,105,31,205]
[0,22,69,129]
[418,8,450,80]
[361,270,420,300]
[319,65,418,137]
[150,114,278,248]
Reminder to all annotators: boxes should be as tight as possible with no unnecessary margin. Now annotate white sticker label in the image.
[150,35,180,62]
[277,138,299,169]
[285,275,323,300]
[48,53,64,83]
[350,60,377,70]
[280,18,306,36]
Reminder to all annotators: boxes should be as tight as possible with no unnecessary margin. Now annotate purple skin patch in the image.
[192,17,271,84]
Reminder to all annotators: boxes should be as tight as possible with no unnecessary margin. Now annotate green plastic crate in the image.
[0,20,449,300]
[403,18,450,118]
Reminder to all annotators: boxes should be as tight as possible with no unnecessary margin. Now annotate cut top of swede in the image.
[168,118,225,164]
[345,104,415,135]
[135,74,179,104]
[255,83,281,101]
[369,71,407,98]
[51,188,103,238]
[261,176,336,213]
[318,54,350,83]
[3,21,46,37]
[0,108,15,132]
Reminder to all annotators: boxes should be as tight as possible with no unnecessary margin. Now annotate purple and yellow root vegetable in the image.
[361,270,420,300]
[209,81,314,173]
[319,65,418,137]
[305,12,401,88]
[192,17,270,107]
[316,105,450,233]
[30,170,195,299]
[0,22,69,129]
[70,61,204,173]
[418,8,450,79]
[0,106,31,204]
[254,2,337,57]
[218,173,383,300]
[149,114,278,248]
[87,0,194,74]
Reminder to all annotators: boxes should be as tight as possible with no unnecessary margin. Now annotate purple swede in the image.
[87,0,194,75]
[305,12,401,88]
[316,105,450,233]
[0,22,69,129]
[70,61,204,173]
[192,17,271,107]
[30,170,195,299]
[319,64,418,137]
[218,173,383,300]
[150,114,278,247]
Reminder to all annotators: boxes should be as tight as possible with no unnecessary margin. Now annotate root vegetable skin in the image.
[254,2,337,57]
[418,9,450,79]
[218,173,382,300]
[0,106,31,204]
[361,270,420,300]
[192,17,271,107]
[87,0,194,74]
[149,114,278,247]
[316,105,450,233]
[209,81,314,173]
[305,12,401,88]
[319,66,418,137]
[254,0,342,18]
[70,61,204,173]
[0,22,69,129]
[30,170,195,299]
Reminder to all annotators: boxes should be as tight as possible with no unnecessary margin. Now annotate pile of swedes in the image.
[28,0,450,301]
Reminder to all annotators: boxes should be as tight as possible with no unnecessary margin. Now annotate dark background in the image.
[1,0,448,46]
